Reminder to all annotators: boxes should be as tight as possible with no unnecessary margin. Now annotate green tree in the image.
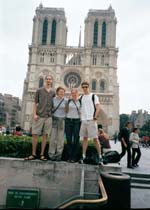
[140,120,150,136]
[119,114,129,130]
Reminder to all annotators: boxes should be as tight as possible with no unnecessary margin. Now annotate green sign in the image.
[6,188,40,209]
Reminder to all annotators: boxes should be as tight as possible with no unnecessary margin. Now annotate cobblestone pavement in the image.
[110,140,150,209]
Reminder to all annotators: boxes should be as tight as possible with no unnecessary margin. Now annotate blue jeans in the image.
[65,118,81,161]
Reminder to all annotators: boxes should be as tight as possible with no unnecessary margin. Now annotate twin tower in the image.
[21,3,119,135]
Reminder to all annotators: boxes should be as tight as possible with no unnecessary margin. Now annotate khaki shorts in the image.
[32,117,52,135]
[80,120,98,139]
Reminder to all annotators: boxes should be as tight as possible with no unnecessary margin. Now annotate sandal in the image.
[24,154,37,160]
[40,155,47,161]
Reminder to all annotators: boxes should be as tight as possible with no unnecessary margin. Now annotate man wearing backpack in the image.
[79,81,102,165]
[120,121,133,168]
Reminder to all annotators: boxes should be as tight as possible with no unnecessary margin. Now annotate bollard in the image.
[100,172,131,209]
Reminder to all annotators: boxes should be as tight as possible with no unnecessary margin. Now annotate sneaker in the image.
[70,159,76,163]
[98,158,103,165]
[133,164,139,167]
[79,157,85,164]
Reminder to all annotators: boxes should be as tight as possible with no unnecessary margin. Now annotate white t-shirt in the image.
[80,93,99,121]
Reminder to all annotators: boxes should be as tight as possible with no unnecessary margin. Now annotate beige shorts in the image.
[32,117,52,135]
[80,120,98,139]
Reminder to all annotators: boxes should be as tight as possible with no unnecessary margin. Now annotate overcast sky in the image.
[0,0,150,114]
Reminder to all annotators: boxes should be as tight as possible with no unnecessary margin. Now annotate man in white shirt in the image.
[79,81,102,164]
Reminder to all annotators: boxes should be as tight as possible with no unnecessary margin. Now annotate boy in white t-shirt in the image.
[79,81,102,164]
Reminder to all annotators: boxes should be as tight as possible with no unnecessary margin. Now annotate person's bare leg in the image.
[40,134,47,156]
[82,137,88,157]
[93,138,102,157]
[32,134,38,156]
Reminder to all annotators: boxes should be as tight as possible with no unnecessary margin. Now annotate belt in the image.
[66,118,80,121]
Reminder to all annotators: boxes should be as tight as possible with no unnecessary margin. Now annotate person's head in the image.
[81,81,90,94]
[125,121,132,129]
[45,75,53,87]
[98,128,104,134]
[71,88,79,99]
[133,128,139,133]
[56,86,65,98]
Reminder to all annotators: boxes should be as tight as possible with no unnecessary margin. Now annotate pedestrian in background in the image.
[120,121,133,168]
[98,128,111,154]
[130,128,141,167]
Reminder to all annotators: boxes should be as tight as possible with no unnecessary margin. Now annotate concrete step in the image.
[126,172,150,179]
[131,177,150,184]
[124,172,150,189]
[131,183,150,189]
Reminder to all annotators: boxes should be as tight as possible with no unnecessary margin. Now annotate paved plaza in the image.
[110,140,150,209]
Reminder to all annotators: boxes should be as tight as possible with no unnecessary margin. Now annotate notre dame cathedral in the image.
[21,3,119,136]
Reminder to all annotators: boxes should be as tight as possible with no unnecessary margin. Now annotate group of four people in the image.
[25,75,103,164]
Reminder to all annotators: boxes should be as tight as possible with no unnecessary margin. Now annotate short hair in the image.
[56,86,65,94]
[125,121,131,127]
[133,127,138,132]
[81,81,89,87]
[71,88,78,93]
[45,75,53,80]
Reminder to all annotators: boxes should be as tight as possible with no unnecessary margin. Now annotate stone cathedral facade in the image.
[21,4,119,136]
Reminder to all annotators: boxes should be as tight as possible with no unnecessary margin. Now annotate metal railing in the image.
[54,166,108,209]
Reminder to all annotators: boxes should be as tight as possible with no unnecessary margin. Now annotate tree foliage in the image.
[119,114,129,130]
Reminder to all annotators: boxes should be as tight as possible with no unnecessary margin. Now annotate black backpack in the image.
[103,150,121,165]
[118,130,123,141]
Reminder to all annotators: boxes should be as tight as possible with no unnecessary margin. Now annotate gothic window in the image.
[40,53,44,63]
[39,78,44,88]
[101,21,106,47]
[51,19,56,45]
[100,80,105,92]
[101,55,105,65]
[50,53,55,63]
[42,19,48,45]
[93,21,98,47]
[92,55,97,65]
[92,80,97,91]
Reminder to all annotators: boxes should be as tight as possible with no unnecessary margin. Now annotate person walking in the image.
[65,88,81,162]
[25,75,55,161]
[120,121,133,168]
[130,128,141,167]
[79,81,102,164]
[48,87,67,161]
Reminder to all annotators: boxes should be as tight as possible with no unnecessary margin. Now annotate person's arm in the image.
[121,129,127,147]
[122,137,127,147]
[33,102,38,121]
[93,95,100,120]
[94,103,100,120]
[33,90,39,121]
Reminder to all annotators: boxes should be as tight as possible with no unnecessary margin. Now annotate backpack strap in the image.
[92,94,96,117]
[52,98,64,114]
[78,94,83,106]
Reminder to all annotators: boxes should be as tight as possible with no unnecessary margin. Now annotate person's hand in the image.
[124,142,127,148]
[33,114,38,121]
